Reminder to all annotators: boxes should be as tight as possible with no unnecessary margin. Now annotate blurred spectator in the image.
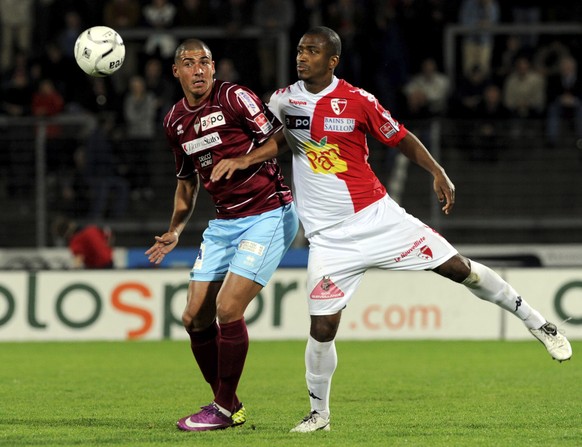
[545,55,582,148]
[175,0,210,27]
[122,75,157,201]
[31,79,67,173]
[0,67,34,206]
[326,0,367,86]
[142,0,177,60]
[450,64,489,118]
[103,0,141,28]
[253,0,295,91]
[215,58,240,83]
[57,10,84,61]
[492,35,527,84]
[502,55,546,119]
[469,83,512,162]
[403,57,450,119]
[370,1,409,114]
[82,116,130,219]
[534,38,573,78]
[510,0,543,49]
[459,0,500,78]
[143,57,176,121]
[103,0,142,90]
[0,0,34,73]
[52,216,115,269]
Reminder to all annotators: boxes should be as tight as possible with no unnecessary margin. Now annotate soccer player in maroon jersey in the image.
[210,26,572,433]
[145,39,299,431]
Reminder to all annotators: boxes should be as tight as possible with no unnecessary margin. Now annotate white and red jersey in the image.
[164,80,292,219]
[268,76,408,237]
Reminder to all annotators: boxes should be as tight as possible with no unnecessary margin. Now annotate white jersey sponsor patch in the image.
[324,117,355,132]
[236,88,261,115]
[201,111,225,131]
[182,132,222,155]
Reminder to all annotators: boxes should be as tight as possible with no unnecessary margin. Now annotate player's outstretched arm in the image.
[396,132,455,215]
[210,130,289,182]
[145,176,200,264]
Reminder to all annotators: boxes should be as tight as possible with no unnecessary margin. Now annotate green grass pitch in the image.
[0,340,580,447]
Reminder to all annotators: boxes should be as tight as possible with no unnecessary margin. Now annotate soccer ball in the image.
[74,26,125,77]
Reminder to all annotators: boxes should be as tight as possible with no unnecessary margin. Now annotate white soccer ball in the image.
[74,26,125,77]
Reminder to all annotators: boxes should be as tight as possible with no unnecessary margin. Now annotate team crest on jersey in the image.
[253,113,274,134]
[417,245,433,261]
[193,118,201,134]
[330,98,347,115]
[235,88,260,115]
[304,136,348,174]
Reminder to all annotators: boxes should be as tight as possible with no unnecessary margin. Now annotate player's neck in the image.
[303,77,333,95]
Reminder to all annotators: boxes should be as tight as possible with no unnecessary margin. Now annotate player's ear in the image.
[329,55,339,71]
[172,64,179,78]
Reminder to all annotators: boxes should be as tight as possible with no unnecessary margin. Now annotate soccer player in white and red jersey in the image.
[145,39,299,431]
[210,27,572,432]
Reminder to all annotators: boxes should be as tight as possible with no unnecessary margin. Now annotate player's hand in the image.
[145,231,179,264]
[433,171,455,215]
[210,158,250,182]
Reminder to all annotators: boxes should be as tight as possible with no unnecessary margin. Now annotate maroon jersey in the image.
[163,80,293,218]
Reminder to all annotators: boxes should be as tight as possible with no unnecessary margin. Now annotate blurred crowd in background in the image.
[1,0,582,235]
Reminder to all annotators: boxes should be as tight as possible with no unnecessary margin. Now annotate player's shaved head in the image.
[303,26,342,57]
[174,39,212,61]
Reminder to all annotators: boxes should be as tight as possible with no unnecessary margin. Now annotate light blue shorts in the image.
[190,203,298,286]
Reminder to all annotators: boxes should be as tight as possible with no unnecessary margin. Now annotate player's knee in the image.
[310,315,340,342]
[434,254,471,283]
[216,301,244,324]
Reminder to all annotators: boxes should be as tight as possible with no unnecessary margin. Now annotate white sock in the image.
[304,335,337,420]
[462,261,545,329]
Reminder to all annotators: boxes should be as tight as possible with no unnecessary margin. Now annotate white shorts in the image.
[306,195,457,316]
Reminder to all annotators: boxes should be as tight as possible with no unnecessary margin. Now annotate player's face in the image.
[173,47,215,105]
[296,34,338,92]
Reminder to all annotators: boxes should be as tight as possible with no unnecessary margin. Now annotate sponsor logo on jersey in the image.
[379,111,400,139]
[235,88,261,115]
[198,152,213,168]
[201,111,225,131]
[305,136,348,174]
[330,98,347,115]
[289,98,307,106]
[323,117,355,132]
[253,113,274,134]
[182,132,222,155]
[285,115,310,129]
[310,276,344,300]
[394,236,426,262]
[177,124,184,135]
[239,240,265,256]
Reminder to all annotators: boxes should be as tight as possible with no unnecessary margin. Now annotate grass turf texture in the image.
[0,340,580,447]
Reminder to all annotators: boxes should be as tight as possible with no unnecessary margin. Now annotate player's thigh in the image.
[306,231,366,316]
[230,203,299,287]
